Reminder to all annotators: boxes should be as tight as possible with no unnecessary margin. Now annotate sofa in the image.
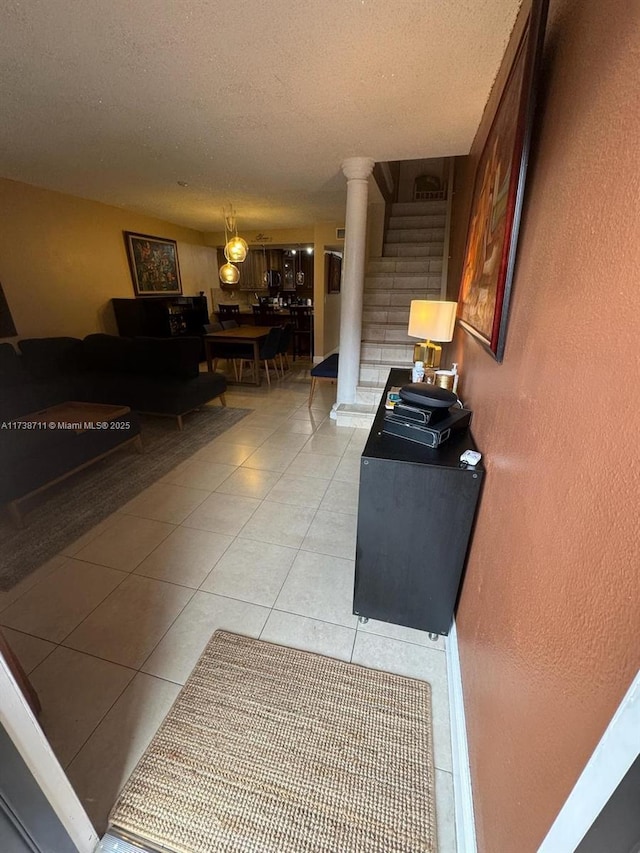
[12,334,227,427]
[0,334,227,521]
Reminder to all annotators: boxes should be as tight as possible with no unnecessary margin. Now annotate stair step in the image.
[367,258,443,274]
[334,403,376,430]
[388,214,446,229]
[383,242,445,257]
[385,227,445,244]
[392,200,447,216]
[363,308,413,324]
[361,343,415,363]
[364,289,440,308]
[359,360,412,385]
[365,274,442,291]
[362,327,415,345]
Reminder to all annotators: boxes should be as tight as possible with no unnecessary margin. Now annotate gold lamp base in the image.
[412,340,442,369]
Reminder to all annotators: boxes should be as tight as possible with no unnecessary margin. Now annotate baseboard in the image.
[447,619,477,853]
[314,346,339,364]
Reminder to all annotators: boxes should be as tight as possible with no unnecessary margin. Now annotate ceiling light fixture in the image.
[219,261,240,285]
[223,205,248,264]
[219,204,248,285]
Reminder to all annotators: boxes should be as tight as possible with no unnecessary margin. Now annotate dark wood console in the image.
[112,295,208,339]
[353,368,484,635]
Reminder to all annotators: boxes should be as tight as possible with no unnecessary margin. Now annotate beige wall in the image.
[0,178,215,340]
[447,1,640,850]
[204,227,314,248]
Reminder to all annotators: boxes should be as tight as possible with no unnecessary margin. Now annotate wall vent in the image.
[336,228,345,240]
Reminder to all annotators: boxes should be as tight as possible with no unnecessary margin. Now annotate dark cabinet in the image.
[353,368,484,636]
[111,296,208,339]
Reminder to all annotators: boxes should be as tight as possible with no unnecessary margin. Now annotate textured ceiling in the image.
[0,0,520,230]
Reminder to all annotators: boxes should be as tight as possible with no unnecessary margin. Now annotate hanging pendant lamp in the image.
[219,261,240,285]
[222,205,248,263]
[219,205,245,285]
[224,235,248,263]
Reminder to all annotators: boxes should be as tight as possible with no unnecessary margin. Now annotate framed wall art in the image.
[326,252,342,294]
[123,232,182,296]
[458,0,548,361]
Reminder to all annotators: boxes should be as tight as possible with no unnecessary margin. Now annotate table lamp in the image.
[407,300,457,368]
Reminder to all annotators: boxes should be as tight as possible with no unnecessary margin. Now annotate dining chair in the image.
[238,326,283,387]
[206,321,250,379]
[276,323,293,373]
[218,304,240,319]
[290,306,313,360]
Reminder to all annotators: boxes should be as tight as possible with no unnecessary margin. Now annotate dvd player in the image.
[383,406,472,448]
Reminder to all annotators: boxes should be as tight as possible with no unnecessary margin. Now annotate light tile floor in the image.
[0,362,455,851]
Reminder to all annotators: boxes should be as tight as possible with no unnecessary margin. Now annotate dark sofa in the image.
[15,334,227,428]
[0,334,227,522]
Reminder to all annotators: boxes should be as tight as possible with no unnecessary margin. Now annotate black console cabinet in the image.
[353,368,484,636]
[111,296,208,339]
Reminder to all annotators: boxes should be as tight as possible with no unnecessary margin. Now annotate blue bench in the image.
[308,353,339,407]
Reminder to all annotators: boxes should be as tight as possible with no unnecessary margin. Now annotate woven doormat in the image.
[109,631,437,853]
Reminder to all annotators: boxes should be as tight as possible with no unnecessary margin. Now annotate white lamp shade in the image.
[407,301,457,341]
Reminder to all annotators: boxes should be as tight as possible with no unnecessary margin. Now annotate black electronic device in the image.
[399,383,457,409]
[383,406,472,448]
[388,403,435,425]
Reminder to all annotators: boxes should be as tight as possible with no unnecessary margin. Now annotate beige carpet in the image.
[109,631,437,853]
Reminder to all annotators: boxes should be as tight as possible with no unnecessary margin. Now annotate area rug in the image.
[109,631,437,853]
[0,407,249,590]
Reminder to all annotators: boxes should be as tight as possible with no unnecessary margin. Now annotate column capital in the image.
[341,156,375,182]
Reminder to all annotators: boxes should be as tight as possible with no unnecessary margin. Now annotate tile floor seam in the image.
[53,661,138,771]
[0,563,132,646]
[269,606,356,633]
[61,511,124,559]
[8,630,61,671]
[348,627,359,663]
[131,585,200,675]
[73,520,178,571]
[0,557,67,614]
[58,571,193,653]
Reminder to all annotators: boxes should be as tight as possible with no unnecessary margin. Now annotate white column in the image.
[336,156,375,407]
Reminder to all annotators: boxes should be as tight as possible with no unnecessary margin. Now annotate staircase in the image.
[335,199,447,427]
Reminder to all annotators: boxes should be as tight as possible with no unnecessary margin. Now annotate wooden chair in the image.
[277,323,294,373]
[205,321,248,379]
[218,304,240,323]
[239,326,283,387]
[252,304,279,326]
[290,306,313,360]
[308,353,339,407]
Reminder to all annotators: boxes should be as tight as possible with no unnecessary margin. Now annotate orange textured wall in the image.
[448,0,640,850]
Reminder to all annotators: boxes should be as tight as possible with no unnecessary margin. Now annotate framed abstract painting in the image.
[124,232,182,296]
[458,0,548,361]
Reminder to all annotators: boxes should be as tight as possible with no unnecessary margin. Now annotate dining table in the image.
[204,325,273,386]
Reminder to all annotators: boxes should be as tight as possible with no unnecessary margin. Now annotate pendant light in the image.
[219,205,244,285]
[219,261,240,285]
[223,206,248,263]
